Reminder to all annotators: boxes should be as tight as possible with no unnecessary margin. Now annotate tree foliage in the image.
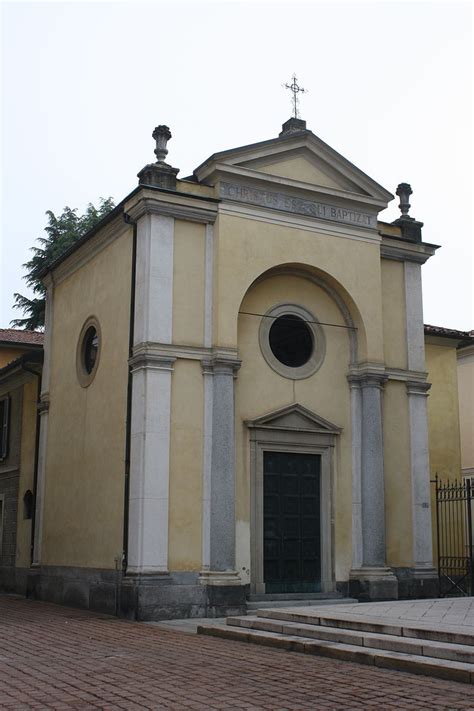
[11,198,115,330]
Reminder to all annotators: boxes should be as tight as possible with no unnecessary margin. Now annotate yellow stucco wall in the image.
[383,380,412,566]
[42,228,132,569]
[426,343,462,482]
[172,220,206,346]
[381,260,407,369]
[213,212,382,364]
[458,348,474,472]
[15,378,38,568]
[168,359,203,570]
[248,155,344,189]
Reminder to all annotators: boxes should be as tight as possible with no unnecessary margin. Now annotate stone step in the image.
[247,592,347,602]
[197,623,474,684]
[246,597,358,610]
[255,607,474,647]
[228,615,474,664]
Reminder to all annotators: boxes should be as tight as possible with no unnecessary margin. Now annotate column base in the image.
[349,567,399,601]
[392,567,439,599]
[198,570,241,586]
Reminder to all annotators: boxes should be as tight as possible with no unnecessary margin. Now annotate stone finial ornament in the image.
[396,183,413,217]
[152,125,172,162]
[392,182,423,242]
[137,124,179,190]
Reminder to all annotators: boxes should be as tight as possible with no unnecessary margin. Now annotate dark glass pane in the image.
[83,327,99,374]
[269,314,313,367]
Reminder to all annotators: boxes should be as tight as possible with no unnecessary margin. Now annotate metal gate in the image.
[433,476,474,597]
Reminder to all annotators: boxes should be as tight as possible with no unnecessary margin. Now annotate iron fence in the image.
[433,475,474,597]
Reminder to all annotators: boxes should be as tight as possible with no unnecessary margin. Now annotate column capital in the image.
[347,365,387,389]
[129,346,176,373]
[406,380,431,396]
[201,349,241,376]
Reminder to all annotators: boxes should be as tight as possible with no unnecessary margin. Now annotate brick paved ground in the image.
[1,595,474,710]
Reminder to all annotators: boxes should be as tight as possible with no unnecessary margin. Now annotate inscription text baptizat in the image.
[221,182,376,228]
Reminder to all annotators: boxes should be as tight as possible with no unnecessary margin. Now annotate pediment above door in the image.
[245,403,342,435]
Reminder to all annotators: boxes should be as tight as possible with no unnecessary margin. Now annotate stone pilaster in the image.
[200,353,241,586]
[126,211,175,576]
[349,370,398,600]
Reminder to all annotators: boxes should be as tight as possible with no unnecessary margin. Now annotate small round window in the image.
[259,304,326,380]
[77,317,101,387]
[269,314,313,367]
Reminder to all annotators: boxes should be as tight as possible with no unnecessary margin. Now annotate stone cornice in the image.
[125,195,218,225]
[129,350,176,372]
[381,236,439,264]
[348,363,429,385]
[406,380,432,396]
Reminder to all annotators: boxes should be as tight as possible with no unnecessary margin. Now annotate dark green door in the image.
[263,451,321,593]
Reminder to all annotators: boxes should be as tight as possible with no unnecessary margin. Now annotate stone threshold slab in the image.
[197,623,474,684]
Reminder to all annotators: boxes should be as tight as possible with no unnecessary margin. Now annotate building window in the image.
[259,304,326,380]
[0,396,9,461]
[0,494,4,554]
[76,317,101,387]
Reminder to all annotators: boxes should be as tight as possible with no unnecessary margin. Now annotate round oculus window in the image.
[83,326,99,374]
[259,304,326,380]
[268,314,313,368]
[76,317,101,387]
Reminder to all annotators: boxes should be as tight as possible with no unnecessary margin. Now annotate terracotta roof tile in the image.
[0,328,44,346]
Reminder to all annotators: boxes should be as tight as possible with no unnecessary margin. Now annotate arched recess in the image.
[237,262,367,366]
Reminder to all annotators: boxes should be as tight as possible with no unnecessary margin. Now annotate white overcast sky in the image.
[1,0,472,330]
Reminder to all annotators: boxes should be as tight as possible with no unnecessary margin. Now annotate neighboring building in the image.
[0,333,43,593]
[0,117,449,618]
[458,337,474,479]
[0,329,44,368]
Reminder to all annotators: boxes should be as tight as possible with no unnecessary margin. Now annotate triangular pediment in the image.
[193,124,393,209]
[245,404,342,434]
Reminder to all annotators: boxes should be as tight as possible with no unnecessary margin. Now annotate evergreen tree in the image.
[11,197,115,330]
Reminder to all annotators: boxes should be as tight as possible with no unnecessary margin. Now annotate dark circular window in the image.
[83,326,99,374]
[268,314,313,367]
[77,317,101,387]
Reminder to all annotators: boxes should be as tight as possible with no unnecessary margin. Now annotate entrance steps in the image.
[246,593,358,611]
[197,606,474,684]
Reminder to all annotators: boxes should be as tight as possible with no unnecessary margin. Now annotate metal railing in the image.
[433,475,474,597]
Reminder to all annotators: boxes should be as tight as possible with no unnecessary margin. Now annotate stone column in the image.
[126,213,174,576]
[200,354,241,586]
[32,276,54,566]
[404,261,437,588]
[349,371,398,599]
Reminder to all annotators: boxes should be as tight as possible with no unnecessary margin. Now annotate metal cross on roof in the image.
[284,74,307,119]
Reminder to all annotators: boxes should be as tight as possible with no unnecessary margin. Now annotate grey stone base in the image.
[393,567,439,600]
[349,568,399,602]
[25,566,248,620]
[0,566,29,595]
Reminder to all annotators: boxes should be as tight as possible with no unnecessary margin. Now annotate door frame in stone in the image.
[246,404,341,595]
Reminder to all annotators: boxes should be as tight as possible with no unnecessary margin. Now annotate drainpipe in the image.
[21,363,42,566]
[122,213,138,576]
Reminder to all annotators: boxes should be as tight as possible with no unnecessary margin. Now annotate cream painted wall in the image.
[15,378,37,568]
[249,155,343,189]
[172,220,206,347]
[235,273,353,583]
[42,228,132,569]
[426,343,462,481]
[457,348,474,473]
[381,259,408,369]
[213,213,382,363]
[383,380,413,567]
[168,359,203,570]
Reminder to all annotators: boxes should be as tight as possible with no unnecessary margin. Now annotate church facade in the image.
[5,117,442,618]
